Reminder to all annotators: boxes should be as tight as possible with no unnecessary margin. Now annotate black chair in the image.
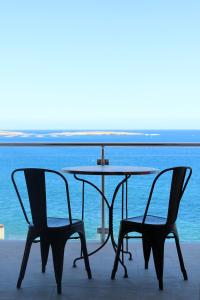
[111,166,192,290]
[11,168,92,294]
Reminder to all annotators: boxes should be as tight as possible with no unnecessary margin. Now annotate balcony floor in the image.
[0,240,199,300]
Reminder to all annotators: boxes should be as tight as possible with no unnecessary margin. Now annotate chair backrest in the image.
[11,168,72,231]
[143,166,192,225]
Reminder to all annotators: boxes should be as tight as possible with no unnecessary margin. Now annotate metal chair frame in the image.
[11,168,92,294]
[111,166,192,290]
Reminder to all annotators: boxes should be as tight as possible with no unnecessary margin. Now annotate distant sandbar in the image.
[0,131,26,137]
[0,130,160,137]
[50,131,154,136]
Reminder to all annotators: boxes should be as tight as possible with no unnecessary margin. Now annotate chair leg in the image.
[79,231,92,279]
[173,231,188,280]
[111,229,124,280]
[17,230,34,289]
[40,237,50,273]
[142,234,151,269]
[151,236,165,290]
[51,239,66,294]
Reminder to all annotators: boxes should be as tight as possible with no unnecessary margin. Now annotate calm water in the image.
[0,129,199,241]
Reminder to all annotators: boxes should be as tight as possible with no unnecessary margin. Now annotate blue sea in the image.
[0,129,199,241]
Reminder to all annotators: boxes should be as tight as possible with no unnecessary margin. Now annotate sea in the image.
[0,129,199,241]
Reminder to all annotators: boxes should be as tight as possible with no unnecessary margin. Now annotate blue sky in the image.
[0,1,199,129]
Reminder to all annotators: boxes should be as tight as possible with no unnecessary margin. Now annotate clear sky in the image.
[0,0,199,130]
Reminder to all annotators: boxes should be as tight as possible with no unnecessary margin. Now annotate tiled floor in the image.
[0,240,199,300]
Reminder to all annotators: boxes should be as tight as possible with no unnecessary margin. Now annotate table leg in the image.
[109,175,131,277]
[72,174,110,267]
[72,174,131,277]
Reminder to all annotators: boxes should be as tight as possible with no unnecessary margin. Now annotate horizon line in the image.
[1,129,200,131]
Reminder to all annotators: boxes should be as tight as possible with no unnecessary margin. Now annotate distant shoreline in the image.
[0,130,160,137]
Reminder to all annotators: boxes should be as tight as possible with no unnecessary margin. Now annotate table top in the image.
[62,165,158,176]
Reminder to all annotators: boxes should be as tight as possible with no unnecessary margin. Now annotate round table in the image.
[62,165,157,176]
[62,165,158,275]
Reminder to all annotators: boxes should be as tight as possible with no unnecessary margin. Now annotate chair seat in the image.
[47,217,81,228]
[125,215,167,225]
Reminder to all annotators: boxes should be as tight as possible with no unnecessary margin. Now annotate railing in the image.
[0,142,200,241]
[0,142,200,146]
